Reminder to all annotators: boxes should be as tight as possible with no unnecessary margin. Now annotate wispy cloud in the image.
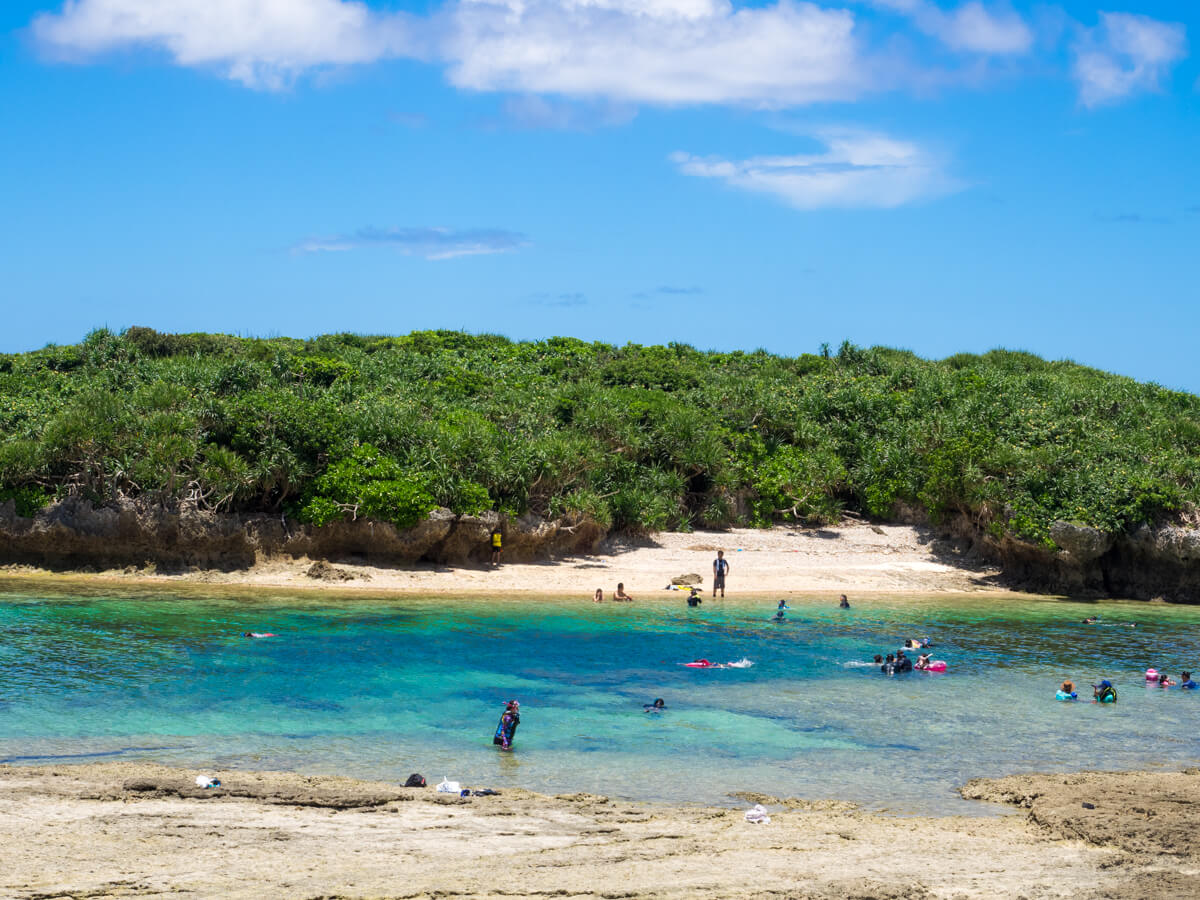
[670,129,960,210]
[530,291,587,307]
[496,95,636,131]
[866,1,1033,54]
[1072,12,1187,108]
[292,226,528,260]
[1095,212,1171,225]
[387,111,429,129]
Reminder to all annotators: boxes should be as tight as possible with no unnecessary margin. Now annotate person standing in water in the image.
[838,594,850,609]
[493,700,520,750]
[712,550,730,598]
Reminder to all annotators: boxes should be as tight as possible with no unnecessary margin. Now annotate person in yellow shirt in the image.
[490,527,503,566]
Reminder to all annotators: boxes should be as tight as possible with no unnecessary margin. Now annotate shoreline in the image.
[4,762,1197,899]
[0,522,1015,599]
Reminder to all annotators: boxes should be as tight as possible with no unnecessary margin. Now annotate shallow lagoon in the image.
[2,584,1199,814]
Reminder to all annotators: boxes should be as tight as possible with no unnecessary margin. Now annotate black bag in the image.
[404,773,426,788]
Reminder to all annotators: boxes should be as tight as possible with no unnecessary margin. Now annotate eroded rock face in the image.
[1049,521,1114,563]
[0,498,606,570]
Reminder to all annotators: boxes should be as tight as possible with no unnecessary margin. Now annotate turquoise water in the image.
[2,584,1199,814]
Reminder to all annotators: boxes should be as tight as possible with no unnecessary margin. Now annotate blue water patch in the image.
[1,588,1199,814]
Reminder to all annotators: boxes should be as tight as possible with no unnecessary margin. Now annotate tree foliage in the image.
[0,327,1197,548]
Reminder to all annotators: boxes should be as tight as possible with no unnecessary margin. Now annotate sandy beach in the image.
[0,522,1004,598]
[2,762,1197,899]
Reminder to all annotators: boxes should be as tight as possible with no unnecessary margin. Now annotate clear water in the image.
[2,582,1199,815]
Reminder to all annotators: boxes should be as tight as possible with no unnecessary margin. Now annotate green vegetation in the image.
[1,327,1198,547]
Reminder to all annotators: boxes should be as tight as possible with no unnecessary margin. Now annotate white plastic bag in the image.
[436,777,462,793]
[744,803,770,824]
[195,775,220,789]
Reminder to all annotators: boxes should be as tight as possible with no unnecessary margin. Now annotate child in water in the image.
[1056,680,1078,701]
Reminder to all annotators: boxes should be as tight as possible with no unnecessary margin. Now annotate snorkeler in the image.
[1081,616,1098,624]
[1093,680,1117,703]
[243,632,276,639]
[643,698,666,712]
[686,588,703,607]
[493,700,520,750]
[1056,680,1078,701]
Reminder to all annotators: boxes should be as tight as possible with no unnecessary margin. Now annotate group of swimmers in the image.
[593,583,634,602]
[1056,669,1196,703]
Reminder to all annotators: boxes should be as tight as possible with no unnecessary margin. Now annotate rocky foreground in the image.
[3,763,1198,899]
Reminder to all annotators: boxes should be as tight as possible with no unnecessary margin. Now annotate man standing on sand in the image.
[712,550,729,598]
[490,527,503,566]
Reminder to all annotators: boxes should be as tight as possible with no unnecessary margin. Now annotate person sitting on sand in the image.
[593,588,604,603]
[838,594,850,609]
[1093,680,1117,703]
[1180,671,1198,690]
[614,583,634,602]
[1157,672,1177,687]
[1056,680,1078,701]
[643,698,666,712]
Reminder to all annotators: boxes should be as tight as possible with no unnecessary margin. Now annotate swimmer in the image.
[643,698,666,712]
[593,588,604,603]
[686,588,703,607]
[1056,680,1078,701]
[1158,672,1177,687]
[894,650,913,674]
[614,583,634,602]
[772,610,786,623]
[915,653,932,670]
[243,632,276,639]
[1092,680,1117,703]
[1081,616,1098,624]
[873,654,883,665]
[881,654,896,676]
[838,594,850,609]
[1180,671,1198,690]
[777,600,790,611]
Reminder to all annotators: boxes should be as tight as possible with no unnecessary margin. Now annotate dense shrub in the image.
[0,329,1196,546]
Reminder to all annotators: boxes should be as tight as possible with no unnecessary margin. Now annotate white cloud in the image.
[292,226,528,260]
[444,0,868,106]
[33,0,872,105]
[670,130,959,209]
[32,0,423,89]
[1072,12,1187,108]
[867,0,1032,54]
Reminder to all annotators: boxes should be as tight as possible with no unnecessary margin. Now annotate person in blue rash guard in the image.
[1055,680,1078,701]
[1180,671,1198,690]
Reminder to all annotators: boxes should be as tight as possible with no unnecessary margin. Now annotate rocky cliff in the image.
[0,498,606,571]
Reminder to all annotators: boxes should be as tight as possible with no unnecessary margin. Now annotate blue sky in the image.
[2,1,1198,389]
